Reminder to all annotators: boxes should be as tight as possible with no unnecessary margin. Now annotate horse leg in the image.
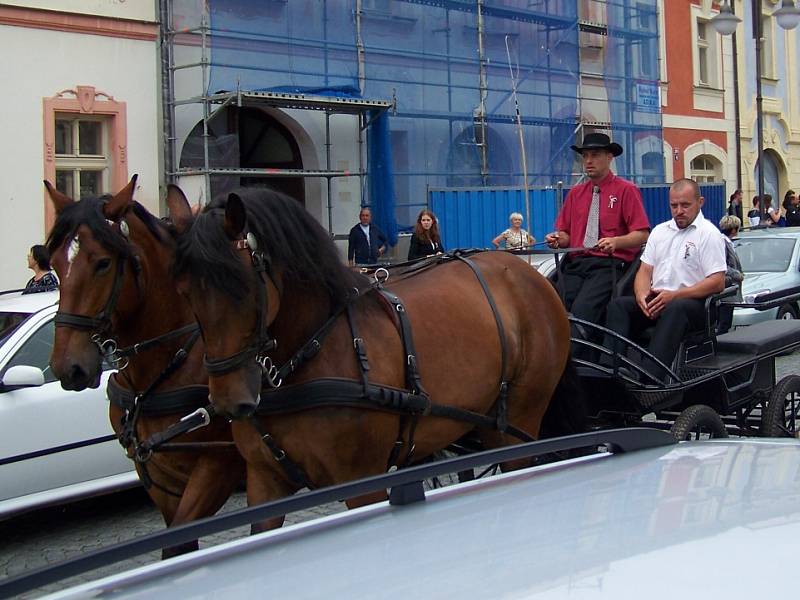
[478,383,556,472]
[161,454,245,559]
[246,463,295,535]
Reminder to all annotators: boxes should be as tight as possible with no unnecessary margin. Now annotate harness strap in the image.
[249,417,315,490]
[117,323,199,357]
[376,289,428,397]
[108,377,209,415]
[346,304,370,396]
[256,378,534,443]
[453,253,511,432]
[55,255,127,334]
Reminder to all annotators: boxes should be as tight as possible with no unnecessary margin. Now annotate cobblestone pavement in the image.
[2,352,799,598]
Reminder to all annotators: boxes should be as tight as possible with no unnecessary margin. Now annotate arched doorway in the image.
[180,106,305,203]
[446,125,513,187]
[755,150,781,210]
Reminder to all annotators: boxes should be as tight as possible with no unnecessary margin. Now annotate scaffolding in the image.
[163,0,663,234]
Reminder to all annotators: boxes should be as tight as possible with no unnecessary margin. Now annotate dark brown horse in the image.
[46,178,244,556]
[169,186,576,524]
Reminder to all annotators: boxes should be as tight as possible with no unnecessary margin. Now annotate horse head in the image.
[46,176,181,391]
[172,191,278,419]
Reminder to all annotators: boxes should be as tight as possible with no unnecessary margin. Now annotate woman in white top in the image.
[492,212,534,250]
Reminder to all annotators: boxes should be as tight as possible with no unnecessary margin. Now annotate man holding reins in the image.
[545,132,650,328]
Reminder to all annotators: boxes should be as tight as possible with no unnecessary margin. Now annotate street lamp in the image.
[711,0,800,225]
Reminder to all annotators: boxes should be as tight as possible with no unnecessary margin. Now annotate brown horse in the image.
[46,177,244,556]
[169,186,576,525]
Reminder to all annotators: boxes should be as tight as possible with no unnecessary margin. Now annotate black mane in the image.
[46,196,169,259]
[173,187,365,303]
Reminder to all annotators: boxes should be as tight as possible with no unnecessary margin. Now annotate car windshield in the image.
[735,237,796,273]
[0,311,32,345]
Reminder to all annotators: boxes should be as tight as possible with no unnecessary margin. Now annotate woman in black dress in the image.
[23,245,59,294]
[407,209,444,260]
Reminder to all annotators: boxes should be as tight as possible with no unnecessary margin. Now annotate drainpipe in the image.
[731,2,743,190]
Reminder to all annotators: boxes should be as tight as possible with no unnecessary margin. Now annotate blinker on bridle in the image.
[53,218,134,369]
[202,231,280,386]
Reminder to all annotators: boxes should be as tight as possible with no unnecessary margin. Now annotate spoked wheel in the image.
[762,375,800,437]
[670,405,729,441]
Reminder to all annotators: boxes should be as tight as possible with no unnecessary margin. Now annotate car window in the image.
[735,238,795,273]
[3,319,57,384]
[0,311,32,345]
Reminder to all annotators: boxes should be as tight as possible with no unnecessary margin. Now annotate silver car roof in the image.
[41,437,800,599]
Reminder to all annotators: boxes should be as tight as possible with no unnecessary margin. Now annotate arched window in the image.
[641,151,663,184]
[181,107,304,202]
[689,154,721,183]
[446,125,513,187]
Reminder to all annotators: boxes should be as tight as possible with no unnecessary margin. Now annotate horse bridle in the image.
[53,221,132,367]
[201,232,280,386]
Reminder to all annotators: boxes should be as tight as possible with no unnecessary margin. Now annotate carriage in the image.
[542,248,800,441]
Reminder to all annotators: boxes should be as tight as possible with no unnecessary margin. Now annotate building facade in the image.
[0,0,161,289]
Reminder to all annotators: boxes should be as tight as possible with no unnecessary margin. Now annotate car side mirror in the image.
[1,365,45,388]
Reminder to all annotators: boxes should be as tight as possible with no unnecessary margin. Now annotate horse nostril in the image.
[68,364,88,389]
[230,402,256,420]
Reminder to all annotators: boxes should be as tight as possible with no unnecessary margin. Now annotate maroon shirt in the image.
[555,172,650,263]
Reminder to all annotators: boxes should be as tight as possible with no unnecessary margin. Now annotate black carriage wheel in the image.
[670,405,728,441]
[762,375,800,437]
[777,304,799,320]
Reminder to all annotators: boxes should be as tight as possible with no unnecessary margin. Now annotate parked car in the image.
[10,431,800,599]
[0,290,137,520]
[733,227,800,326]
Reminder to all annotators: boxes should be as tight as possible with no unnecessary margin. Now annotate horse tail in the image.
[539,358,589,439]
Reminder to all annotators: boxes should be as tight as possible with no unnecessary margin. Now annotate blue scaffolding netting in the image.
[187,0,663,232]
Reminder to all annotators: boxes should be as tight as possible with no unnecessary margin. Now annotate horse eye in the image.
[95,258,112,274]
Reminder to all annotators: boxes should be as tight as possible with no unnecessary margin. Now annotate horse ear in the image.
[104,174,138,221]
[44,180,74,214]
[166,184,193,234]
[223,193,247,239]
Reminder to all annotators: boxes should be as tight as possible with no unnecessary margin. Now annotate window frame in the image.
[43,86,128,231]
[54,114,112,201]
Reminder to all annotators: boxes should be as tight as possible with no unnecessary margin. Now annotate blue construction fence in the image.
[429,183,726,250]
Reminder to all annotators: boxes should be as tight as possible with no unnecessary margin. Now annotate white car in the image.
[0,290,137,519]
[9,431,800,599]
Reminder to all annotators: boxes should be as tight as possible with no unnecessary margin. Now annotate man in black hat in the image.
[545,132,650,329]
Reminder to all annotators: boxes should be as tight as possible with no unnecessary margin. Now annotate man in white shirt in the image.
[604,178,726,369]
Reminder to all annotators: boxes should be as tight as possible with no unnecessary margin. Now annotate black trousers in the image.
[605,296,706,368]
[559,256,626,325]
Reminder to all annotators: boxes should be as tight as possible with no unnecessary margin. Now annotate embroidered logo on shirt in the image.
[608,195,617,208]
[684,241,696,259]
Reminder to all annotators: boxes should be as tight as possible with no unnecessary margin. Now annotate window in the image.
[43,86,128,231]
[4,320,57,384]
[761,16,775,79]
[690,155,721,183]
[54,115,111,200]
[695,19,717,87]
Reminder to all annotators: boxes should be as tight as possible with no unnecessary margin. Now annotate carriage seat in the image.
[716,320,800,356]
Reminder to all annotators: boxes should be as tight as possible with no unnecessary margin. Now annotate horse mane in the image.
[46,195,169,259]
[173,187,365,304]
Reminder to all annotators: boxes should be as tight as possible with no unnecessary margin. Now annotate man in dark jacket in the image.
[348,207,388,265]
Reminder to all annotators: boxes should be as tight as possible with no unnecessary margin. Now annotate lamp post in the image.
[711,0,800,225]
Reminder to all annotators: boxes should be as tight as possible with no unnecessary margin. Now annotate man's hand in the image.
[595,236,617,254]
[378,246,386,256]
[645,288,678,318]
[636,289,654,319]
[545,231,567,248]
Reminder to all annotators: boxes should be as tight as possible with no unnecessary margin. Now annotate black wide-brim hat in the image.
[570,132,623,157]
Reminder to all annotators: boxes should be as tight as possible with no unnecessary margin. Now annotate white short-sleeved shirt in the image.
[641,210,726,291]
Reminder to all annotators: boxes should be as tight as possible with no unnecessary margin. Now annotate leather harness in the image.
[220,240,535,490]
